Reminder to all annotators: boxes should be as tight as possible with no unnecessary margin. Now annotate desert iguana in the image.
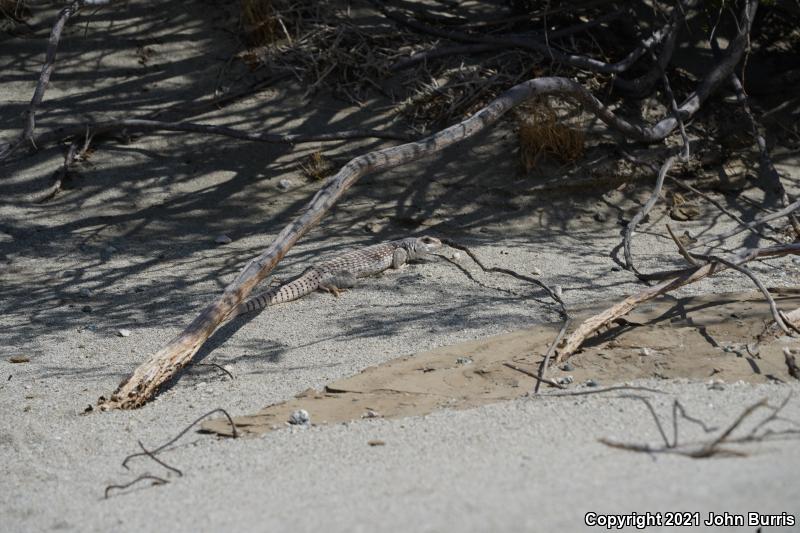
[230,236,442,318]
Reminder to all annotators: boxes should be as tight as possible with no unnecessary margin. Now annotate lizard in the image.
[229,236,442,319]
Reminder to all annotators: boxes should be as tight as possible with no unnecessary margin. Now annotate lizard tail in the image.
[230,270,318,319]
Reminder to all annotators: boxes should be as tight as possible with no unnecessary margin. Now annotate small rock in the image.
[585,379,598,387]
[593,211,607,222]
[214,234,232,245]
[451,252,462,261]
[81,305,92,314]
[362,409,380,419]
[117,329,131,338]
[9,356,30,364]
[611,266,621,272]
[707,379,725,391]
[456,356,473,365]
[367,439,386,447]
[531,267,542,276]
[639,347,652,356]
[277,178,293,191]
[560,362,574,372]
[79,288,91,298]
[288,409,310,426]
[557,375,574,385]
[364,222,380,234]
[553,285,563,298]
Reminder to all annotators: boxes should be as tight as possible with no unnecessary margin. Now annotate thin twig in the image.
[104,475,168,499]
[122,408,238,469]
[503,362,565,389]
[136,440,183,476]
[666,177,780,243]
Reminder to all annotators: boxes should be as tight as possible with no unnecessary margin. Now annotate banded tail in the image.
[231,269,320,318]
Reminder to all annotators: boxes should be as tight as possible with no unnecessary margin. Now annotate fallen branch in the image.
[1,0,112,159]
[556,242,800,361]
[13,118,416,159]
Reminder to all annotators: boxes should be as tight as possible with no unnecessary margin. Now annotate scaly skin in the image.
[230,236,442,318]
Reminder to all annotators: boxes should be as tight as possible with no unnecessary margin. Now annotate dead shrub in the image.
[301,151,335,181]
[240,0,281,46]
[517,99,585,172]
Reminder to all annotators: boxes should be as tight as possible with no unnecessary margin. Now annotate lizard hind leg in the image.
[318,270,357,297]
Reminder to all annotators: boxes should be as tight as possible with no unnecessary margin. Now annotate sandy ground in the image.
[2,2,800,532]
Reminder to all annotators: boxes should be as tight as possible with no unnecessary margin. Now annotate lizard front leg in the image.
[392,248,408,269]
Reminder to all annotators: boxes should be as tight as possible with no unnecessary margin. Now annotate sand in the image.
[1,2,799,531]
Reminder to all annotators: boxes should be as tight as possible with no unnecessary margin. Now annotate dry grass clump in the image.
[241,0,276,46]
[517,99,585,172]
[300,151,335,181]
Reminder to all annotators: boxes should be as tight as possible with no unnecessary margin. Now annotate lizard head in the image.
[403,235,442,259]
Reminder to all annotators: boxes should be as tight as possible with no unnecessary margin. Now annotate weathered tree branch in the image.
[556,242,800,361]
[0,0,112,160]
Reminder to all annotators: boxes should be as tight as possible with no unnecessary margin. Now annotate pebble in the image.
[288,409,310,426]
[560,362,574,372]
[707,379,725,391]
[364,222,380,234]
[531,267,542,276]
[79,288,91,298]
[593,211,607,222]
[553,285,563,298]
[362,409,380,419]
[214,234,232,245]
[639,347,652,356]
[611,266,621,272]
[367,440,386,447]
[277,178,293,191]
[9,356,30,364]
[585,379,598,387]
[557,375,574,385]
[456,356,473,365]
[451,252,461,261]
[117,329,131,338]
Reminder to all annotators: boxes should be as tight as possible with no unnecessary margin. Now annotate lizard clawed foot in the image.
[321,285,348,297]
